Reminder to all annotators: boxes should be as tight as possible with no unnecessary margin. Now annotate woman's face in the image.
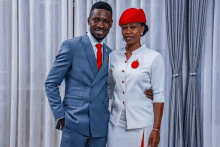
[121,22,144,45]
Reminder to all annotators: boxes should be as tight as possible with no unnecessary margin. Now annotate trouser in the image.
[60,126,107,147]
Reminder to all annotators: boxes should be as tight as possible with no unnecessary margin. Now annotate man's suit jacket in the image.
[45,33,112,137]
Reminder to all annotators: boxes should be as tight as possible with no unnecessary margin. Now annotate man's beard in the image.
[94,35,106,42]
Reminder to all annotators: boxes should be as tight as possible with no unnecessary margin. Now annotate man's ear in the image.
[110,20,113,28]
[88,17,90,23]
[108,19,113,28]
[88,17,91,26]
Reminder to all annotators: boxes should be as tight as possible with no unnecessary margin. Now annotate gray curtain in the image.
[184,0,208,147]
[165,0,186,146]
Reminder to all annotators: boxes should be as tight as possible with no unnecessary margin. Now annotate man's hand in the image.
[148,131,160,147]
[144,89,153,100]
[59,118,65,128]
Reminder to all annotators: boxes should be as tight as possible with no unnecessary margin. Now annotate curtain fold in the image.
[201,0,220,147]
[10,0,18,146]
[201,1,214,146]
[165,0,186,146]
[184,0,208,147]
[211,1,220,146]
[0,0,11,146]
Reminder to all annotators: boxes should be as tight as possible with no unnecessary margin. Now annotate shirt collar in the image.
[87,31,104,47]
[122,44,146,54]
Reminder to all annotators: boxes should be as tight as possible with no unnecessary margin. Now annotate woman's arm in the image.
[147,53,165,147]
[148,103,164,147]
[153,103,164,130]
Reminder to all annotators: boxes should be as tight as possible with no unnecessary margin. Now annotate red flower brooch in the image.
[131,59,139,69]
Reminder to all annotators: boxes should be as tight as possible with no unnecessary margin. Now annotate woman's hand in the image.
[148,130,160,147]
[144,89,153,100]
[59,118,65,128]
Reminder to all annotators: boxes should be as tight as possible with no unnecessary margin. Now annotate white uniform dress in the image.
[107,44,165,147]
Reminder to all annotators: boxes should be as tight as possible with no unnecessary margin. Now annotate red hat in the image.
[119,8,147,26]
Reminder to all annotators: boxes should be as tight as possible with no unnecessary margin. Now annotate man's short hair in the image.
[90,1,112,17]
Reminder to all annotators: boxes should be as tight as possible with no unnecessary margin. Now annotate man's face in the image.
[88,9,113,42]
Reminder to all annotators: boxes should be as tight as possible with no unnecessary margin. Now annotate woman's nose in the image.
[126,27,132,34]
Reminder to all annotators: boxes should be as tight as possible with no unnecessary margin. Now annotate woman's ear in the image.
[140,25,145,36]
[141,25,145,34]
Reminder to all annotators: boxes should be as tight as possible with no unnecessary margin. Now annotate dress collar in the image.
[122,44,146,54]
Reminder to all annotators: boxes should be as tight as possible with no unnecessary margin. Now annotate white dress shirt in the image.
[107,44,165,129]
[87,31,104,62]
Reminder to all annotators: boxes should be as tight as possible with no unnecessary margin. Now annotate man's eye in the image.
[131,26,136,29]
[104,20,109,24]
[94,18,99,22]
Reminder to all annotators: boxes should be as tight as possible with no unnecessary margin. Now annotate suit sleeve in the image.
[107,53,115,99]
[151,53,165,103]
[45,40,72,121]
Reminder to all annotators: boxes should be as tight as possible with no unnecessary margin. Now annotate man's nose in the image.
[97,21,104,28]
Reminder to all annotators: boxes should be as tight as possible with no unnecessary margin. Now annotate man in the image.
[45,2,153,147]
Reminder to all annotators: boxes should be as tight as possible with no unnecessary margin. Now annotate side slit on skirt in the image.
[141,129,145,147]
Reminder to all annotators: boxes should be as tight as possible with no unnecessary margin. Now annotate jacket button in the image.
[123,101,125,104]
[122,70,124,72]
[123,91,125,94]
[122,81,124,83]
[125,61,127,63]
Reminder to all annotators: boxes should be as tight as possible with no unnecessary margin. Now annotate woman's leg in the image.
[107,110,146,147]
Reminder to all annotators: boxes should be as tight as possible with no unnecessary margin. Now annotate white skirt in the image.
[107,109,153,147]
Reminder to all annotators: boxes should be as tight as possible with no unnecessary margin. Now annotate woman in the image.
[107,8,165,147]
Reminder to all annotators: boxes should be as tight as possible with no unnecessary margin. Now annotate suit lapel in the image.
[81,33,98,76]
[92,43,110,85]
[101,43,109,70]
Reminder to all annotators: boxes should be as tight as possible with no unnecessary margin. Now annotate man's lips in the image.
[94,29,105,35]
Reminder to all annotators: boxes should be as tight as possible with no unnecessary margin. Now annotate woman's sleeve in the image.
[150,53,165,103]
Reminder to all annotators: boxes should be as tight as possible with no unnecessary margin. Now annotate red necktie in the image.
[96,43,102,71]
